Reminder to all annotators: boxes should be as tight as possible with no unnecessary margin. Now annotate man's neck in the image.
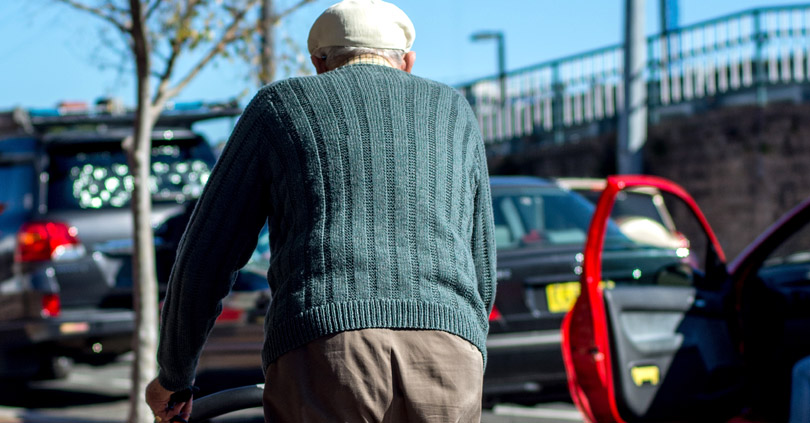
[336,54,395,69]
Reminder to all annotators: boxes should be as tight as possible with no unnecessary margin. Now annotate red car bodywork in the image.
[562,174,810,423]
[561,175,725,423]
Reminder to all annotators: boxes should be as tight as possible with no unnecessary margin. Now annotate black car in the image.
[187,175,680,403]
[483,176,681,405]
[194,225,271,396]
[0,100,240,381]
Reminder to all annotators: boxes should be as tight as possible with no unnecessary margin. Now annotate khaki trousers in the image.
[262,328,484,423]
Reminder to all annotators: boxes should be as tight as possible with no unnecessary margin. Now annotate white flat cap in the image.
[307,0,415,54]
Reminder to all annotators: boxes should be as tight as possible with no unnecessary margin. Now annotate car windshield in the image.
[47,139,215,210]
[762,217,810,270]
[492,187,630,250]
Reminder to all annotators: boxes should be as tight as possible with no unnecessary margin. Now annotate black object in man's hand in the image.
[167,385,200,410]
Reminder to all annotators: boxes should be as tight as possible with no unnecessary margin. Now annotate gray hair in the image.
[312,46,405,69]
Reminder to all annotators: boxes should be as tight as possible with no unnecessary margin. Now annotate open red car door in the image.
[561,175,744,422]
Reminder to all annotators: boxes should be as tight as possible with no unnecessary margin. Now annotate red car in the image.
[562,175,810,423]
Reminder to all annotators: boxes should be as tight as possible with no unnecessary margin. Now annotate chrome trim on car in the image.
[486,331,561,349]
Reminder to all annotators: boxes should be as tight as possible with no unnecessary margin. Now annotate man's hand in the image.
[145,378,193,422]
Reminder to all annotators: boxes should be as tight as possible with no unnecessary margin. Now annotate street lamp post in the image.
[471,30,506,106]
[618,0,647,175]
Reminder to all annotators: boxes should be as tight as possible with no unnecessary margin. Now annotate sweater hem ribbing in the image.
[261,299,489,370]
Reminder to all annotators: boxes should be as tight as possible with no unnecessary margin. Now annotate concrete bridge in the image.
[460,4,810,151]
[469,4,810,259]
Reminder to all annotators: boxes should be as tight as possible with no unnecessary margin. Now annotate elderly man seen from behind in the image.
[146,0,496,421]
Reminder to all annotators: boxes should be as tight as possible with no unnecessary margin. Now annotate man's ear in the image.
[311,55,329,74]
[401,51,415,73]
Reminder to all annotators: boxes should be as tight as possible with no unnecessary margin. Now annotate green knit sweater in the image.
[157,64,497,391]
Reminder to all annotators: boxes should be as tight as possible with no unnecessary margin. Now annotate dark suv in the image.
[483,176,681,405]
[0,101,240,380]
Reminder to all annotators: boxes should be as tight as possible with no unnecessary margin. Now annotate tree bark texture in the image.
[126,1,159,422]
[260,0,277,85]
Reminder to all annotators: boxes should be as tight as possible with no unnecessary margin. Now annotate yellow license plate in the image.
[546,282,581,313]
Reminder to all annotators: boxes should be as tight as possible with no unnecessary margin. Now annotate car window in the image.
[613,192,666,226]
[492,187,629,250]
[601,190,715,288]
[0,162,36,224]
[574,189,601,204]
[46,139,215,210]
[576,189,667,228]
[761,218,810,277]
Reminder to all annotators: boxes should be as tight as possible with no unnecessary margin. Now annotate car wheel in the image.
[36,356,74,380]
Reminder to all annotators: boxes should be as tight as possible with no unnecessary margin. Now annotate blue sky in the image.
[1,0,805,143]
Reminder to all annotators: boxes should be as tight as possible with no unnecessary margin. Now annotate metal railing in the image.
[458,4,810,145]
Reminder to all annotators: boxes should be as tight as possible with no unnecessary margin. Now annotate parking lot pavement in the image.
[0,401,584,423]
[0,405,128,423]
[0,355,131,423]
[484,403,584,423]
[0,400,583,423]
[0,354,583,423]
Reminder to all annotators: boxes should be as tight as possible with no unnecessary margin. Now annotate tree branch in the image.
[101,1,128,15]
[153,0,205,103]
[158,0,198,92]
[276,0,318,21]
[144,0,164,20]
[53,0,131,33]
[158,1,260,102]
[90,25,134,74]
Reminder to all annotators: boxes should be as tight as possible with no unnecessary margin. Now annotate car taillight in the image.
[489,305,502,322]
[15,222,83,262]
[41,293,61,317]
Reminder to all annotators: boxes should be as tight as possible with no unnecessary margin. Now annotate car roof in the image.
[489,175,557,189]
[554,177,606,190]
[0,101,240,149]
[41,127,199,144]
[555,176,663,196]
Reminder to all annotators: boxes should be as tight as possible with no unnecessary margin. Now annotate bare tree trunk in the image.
[126,110,160,423]
[260,0,276,85]
[47,2,317,421]
[127,0,159,421]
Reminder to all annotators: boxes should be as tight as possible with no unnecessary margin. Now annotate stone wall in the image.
[487,103,810,259]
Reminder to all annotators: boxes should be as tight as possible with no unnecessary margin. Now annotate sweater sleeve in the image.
[156,94,272,391]
[470,134,497,315]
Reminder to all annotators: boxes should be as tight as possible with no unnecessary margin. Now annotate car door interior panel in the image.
[563,176,810,423]
[603,286,743,421]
